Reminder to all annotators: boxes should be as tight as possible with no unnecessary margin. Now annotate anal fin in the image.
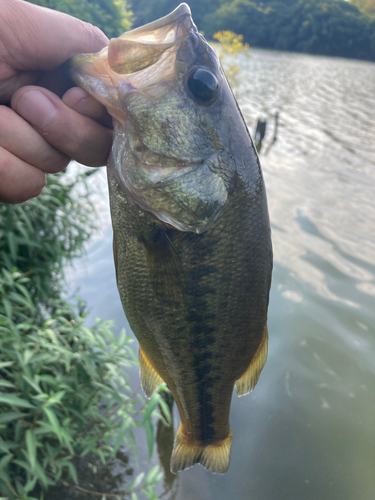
[139,345,164,399]
[235,324,268,397]
[171,424,233,474]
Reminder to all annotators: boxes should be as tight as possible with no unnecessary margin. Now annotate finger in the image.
[12,86,112,167]
[62,87,113,128]
[0,146,46,204]
[0,71,40,104]
[0,105,70,173]
[0,1,108,102]
[2,0,108,72]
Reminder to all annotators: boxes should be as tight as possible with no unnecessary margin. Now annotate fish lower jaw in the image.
[138,161,200,183]
[126,119,202,182]
[112,133,226,233]
[128,137,202,184]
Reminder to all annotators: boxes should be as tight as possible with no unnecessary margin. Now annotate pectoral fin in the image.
[142,230,186,303]
[235,325,268,397]
[139,345,165,398]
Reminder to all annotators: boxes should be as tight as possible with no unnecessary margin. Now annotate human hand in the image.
[0,0,113,203]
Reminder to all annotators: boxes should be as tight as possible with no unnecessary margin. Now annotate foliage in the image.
[0,271,169,499]
[213,31,250,56]
[212,31,250,85]
[203,0,375,60]
[130,0,375,61]
[0,172,96,305]
[350,0,375,16]
[0,175,171,498]
[27,0,133,38]
[130,0,221,29]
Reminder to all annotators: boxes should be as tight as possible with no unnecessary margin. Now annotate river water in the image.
[65,48,375,500]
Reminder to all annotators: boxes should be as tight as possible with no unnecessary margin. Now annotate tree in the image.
[28,0,133,38]
[197,0,375,61]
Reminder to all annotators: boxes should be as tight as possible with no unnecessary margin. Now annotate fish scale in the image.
[109,163,271,452]
[71,3,272,474]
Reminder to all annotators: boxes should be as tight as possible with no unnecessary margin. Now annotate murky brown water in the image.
[65,47,375,500]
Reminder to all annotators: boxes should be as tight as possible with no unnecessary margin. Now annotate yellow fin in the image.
[170,424,233,474]
[235,325,268,397]
[139,346,164,399]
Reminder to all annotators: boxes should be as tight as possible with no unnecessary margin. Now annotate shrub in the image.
[0,173,170,499]
[0,172,96,305]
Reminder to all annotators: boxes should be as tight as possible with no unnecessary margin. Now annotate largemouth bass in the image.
[71,3,272,474]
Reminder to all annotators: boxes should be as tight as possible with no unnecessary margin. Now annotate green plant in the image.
[0,172,171,499]
[212,30,250,89]
[0,172,96,305]
[0,270,170,499]
[27,0,133,38]
[131,0,375,61]
[213,30,250,56]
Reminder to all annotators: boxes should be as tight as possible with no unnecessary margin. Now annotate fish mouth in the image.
[114,3,195,45]
[70,3,197,112]
[107,3,195,75]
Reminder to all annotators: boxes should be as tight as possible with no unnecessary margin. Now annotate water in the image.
[65,48,375,500]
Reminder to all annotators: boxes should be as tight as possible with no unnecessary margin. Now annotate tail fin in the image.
[170,424,233,474]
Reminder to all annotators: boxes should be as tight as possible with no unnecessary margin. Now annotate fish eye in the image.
[187,68,219,106]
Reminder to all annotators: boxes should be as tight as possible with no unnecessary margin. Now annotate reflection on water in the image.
[156,391,179,497]
[65,48,375,499]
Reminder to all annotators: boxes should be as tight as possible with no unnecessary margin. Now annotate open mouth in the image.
[70,4,197,118]
[107,5,195,77]
[71,4,195,79]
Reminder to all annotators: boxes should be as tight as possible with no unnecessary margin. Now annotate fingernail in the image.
[63,87,90,108]
[15,90,56,128]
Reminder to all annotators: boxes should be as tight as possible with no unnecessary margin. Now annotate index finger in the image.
[12,86,112,167]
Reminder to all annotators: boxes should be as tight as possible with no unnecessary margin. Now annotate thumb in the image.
[2,0,108,72]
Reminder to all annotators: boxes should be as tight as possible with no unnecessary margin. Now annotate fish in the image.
[71,3,272,474]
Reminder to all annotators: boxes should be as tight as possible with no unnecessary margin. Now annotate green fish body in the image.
[71,3,272,474]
